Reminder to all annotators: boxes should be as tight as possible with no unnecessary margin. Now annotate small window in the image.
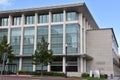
[0,18,8,26]
[39,14,48,23]
[25,16,35,24]
[67,12,77,21]
[13,17,21,25]
[52,13,63,22]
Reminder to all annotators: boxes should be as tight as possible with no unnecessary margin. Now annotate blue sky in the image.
[0,0,120,53]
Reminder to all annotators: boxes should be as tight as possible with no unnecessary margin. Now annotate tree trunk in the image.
[41,63,43,77]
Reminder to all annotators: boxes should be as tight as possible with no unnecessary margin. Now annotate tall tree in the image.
[0,36,14,63]
[32,36,54,76]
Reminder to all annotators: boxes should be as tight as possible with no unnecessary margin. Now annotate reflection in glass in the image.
[13,17,21,25]
[51,25,63,54]
[66,24,80,53]
[37,26,48,43]
[67,12,77,21]
[0,18,8,26]
[39,14,48,23]
[23,27,34,55]
[22,58,33,71]
[52,13,63,22]
[0,29,8,42]
[10,28,21,55]
[25,16,35,24]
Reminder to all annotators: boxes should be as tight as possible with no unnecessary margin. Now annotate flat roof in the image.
[0,2,99,29]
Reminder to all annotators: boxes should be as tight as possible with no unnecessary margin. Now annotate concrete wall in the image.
[113,64,120,76]
[86,29,114,76]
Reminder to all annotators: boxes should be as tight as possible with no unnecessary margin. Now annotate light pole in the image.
[65,44,68,78]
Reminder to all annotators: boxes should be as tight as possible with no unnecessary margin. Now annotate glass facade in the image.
[67,12,77,21]
[66,24,80,53]
[0,29,8,71]
[0,18,8,26]
[51,25,63,54]
[22,58,33,71]
[39,14,48,23]
[13,17,21,25]
[36,65,47,71]
[10,28,21,55]
[67,57,78,72]
[0,29,8,42]
[23,27,34,55]
[25,16,35,24]
[12,58,19,72]
[51,57,62,71]
[37,26,48,43]
[0,11,83,73]
[52,13,63,22]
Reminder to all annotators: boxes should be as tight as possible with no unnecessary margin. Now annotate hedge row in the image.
[81,73,108,79]
[18,70,65,77]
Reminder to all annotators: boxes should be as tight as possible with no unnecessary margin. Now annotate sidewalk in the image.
[106,77,120,80]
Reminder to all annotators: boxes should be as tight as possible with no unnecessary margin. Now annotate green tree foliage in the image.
[0,36,14,63]
[32,36,54,76]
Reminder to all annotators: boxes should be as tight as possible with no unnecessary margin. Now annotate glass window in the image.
[13,17,21,25]
[39,14,48,23]
[0,29,8,43]
[36,65,47,71]
[52,13,63,22]
[23,27,34,55]
[37,26,48,43]
[66,24,80,53]
[51,25,63,54]
[0,18,8,26]
[67,57,78,72]
[51,57,62,71]
[22,58,33,71]
[25,16,35,24]
[12,58,19,72]
[10,28,21,55]
[67,12,77,21]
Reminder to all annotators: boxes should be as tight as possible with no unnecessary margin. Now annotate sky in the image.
[0,0,120,54]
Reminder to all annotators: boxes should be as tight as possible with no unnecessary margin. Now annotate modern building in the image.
[0,2,119,76]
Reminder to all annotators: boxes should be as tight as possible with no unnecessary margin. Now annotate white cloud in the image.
[0,0,12,6]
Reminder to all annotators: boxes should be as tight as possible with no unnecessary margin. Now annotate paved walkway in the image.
[106,77,120,80]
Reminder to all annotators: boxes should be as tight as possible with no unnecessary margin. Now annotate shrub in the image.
[81,73,89,77]
[35,71,65,77]
[18,70,31,75]
[100,74,108,79]
[18,70,65,77]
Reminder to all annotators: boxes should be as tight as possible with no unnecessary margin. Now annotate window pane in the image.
[0,18,8,26]
[25,16,35,24]
[12,58,19,72]
[23,27,34,55]
[51,25,63,54]
[13,17,21,25]
[52,13,63,22]
[0,29,8,43]
[37,26,48,43]
[22,58,33,71]
[10,28,21,55]
[66,24,80,53]
[39,14,48,23]
[67,12,77,21]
